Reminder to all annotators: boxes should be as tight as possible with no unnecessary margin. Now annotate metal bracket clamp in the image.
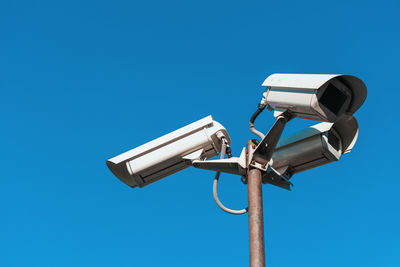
[246,151,293,190]
[252,112,292,165]
[262,165,292,190]
[192,147,247,176]
[246,111,294,190]
[193,111,294,190]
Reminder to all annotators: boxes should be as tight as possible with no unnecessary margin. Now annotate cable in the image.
[249,104,266,139]
[213,138,248,215]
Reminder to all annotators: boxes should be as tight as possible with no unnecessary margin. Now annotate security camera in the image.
[106,115,230,188]
[271,115,359,177]
[262,74,367,122]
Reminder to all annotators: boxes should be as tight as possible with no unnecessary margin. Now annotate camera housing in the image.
[271,115,359,176]
[262,74,367,122]
[106,115,230,188]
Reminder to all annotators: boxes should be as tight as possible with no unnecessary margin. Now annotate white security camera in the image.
[262,74,367,122]
[106,116,230,188]
[271,115,359,177]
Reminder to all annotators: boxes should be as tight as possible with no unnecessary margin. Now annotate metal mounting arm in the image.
[193,111,294,191]
[251,111,292,166]
[262,165,293,191]
[192,147,247,176]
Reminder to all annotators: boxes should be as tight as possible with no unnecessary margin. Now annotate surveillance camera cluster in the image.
[106,73,366,195]
[262,74,366,178]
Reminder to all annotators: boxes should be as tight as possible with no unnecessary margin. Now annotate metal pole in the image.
[247,141,265,267]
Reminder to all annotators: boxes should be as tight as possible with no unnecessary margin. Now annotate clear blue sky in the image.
[2,0,399,266]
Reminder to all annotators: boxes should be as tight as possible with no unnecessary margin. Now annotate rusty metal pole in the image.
[247,141,265,267]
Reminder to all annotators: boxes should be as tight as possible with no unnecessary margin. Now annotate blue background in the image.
[2,0,399,266]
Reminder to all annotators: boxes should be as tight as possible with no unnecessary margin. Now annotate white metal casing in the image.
[271,115,359,175]
[106,115,231,188]
[262,74,367,122]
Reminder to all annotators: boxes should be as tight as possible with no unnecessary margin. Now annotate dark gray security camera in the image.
[271,115,359,176]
